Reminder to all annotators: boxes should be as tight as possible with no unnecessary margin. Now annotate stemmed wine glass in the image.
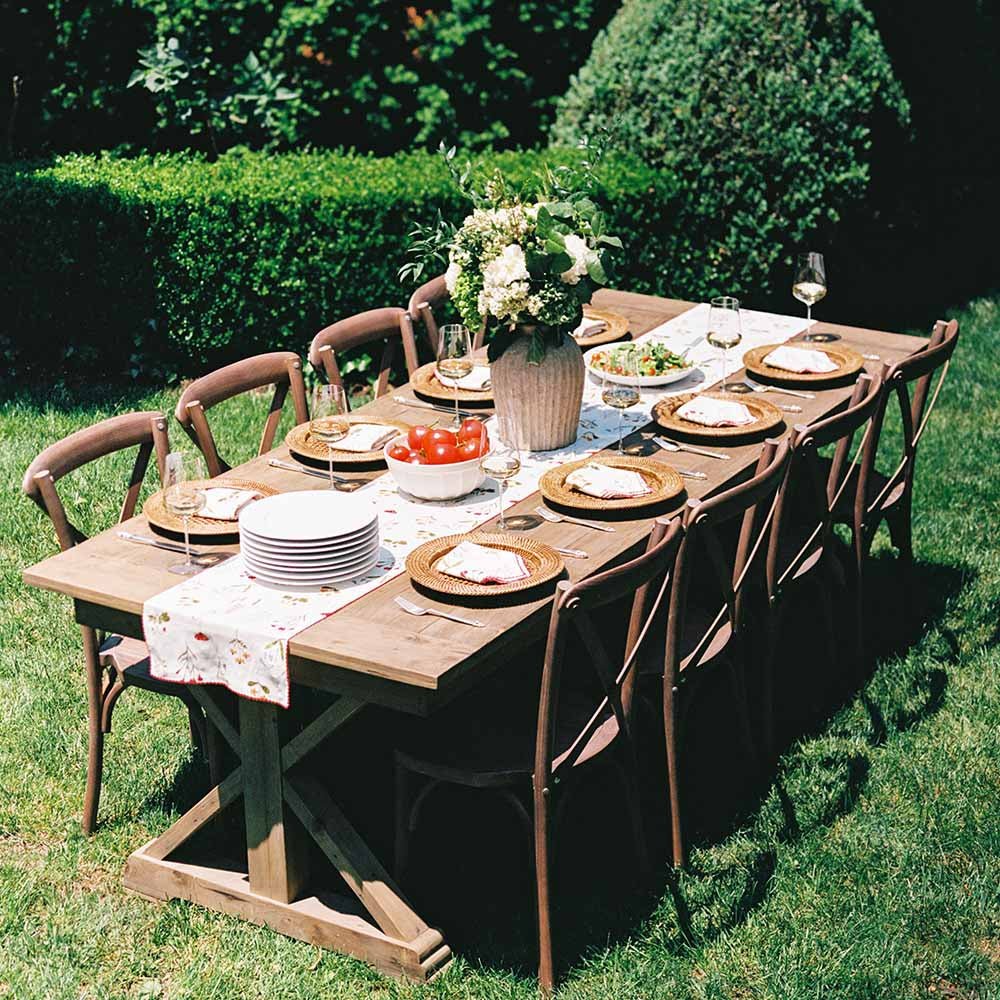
[793,252,837,342]
[707,296,743,392]
[311,383,350,489]
[601,351,640,453]
[437,324,473,430]
[163,451,207,576]
[480,438,521,531]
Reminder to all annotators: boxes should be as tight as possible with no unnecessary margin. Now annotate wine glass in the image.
[480,438,521,531]
[311,383,350,489]
[793,252,836,341]
[707,296,743,392]
[162,452,207,576]
[601,351,641,454]
[437,324,473,429]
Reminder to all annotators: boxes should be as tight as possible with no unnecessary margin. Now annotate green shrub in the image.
[0,149,678,379]
[551,0,910,306]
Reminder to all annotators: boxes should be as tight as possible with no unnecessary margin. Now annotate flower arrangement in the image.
[401,137,624,364]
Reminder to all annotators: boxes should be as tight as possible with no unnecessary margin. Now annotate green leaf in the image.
[598,234,623,249]
[526,330,547,365]
[544,234,567,255]
[548,252,572,274]
[586,254,608,284]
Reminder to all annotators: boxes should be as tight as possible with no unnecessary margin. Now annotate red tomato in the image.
[388,443,411,462]
[427,428,457,447]
[458,418,485,442]
[406,452,428,464]
[457,439,480,461]
[426,442,461,464]
[476,431,490,457]
[407,425,432,451]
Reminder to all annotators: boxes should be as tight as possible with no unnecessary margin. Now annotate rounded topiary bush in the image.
[551,0,910,307]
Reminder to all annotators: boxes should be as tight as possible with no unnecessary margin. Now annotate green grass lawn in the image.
[2,296,999,999]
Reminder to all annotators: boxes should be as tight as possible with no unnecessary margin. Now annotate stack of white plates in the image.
[238,491,379,588]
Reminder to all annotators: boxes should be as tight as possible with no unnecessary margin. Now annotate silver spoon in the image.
[534,505,616,533]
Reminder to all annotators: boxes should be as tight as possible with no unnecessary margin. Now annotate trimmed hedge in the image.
[0,150,678,379]
[551,0,910,306]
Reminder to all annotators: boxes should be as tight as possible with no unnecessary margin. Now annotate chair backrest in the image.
[22,411,170,552]
[406,275,449,356]
[174,351,309,477]
[534,517,685,788]
[308,307,419,404]
[665,437,792,687]
[855,318,959,529]
[768,372,884,591]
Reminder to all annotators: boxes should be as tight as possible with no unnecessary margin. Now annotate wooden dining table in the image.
[21,290,928,982]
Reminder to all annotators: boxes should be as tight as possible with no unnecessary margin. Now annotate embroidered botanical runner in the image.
[145,303,810,706]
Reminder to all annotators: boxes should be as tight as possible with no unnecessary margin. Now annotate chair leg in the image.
[533,780,555,996]
[617,757,650,879]
[100,676,125,734]
[887,504,915,623]
[761,601,782,766]
[663,682,684,868]
[82,635,105,836]
[726,650,760,779]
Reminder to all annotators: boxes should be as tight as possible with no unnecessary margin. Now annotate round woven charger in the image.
[410,361,494,406]
[286,416,410,466]
[405,532,564,598]
[539,455,684,512]
[144,478,278,538]
[653,391,784,440]
[574,306,630,347]
[743,343,864,385]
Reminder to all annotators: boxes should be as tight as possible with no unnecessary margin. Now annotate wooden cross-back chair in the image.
[175,351,309,478]
[22,411,210,834]
[648,437,791,868]
[308,307,419,405]
[762,373,884,760]
[407,273,487,354]
[393,517,684,995]
[832,319,959,612]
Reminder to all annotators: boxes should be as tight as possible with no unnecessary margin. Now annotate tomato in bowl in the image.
[383,421,490,500]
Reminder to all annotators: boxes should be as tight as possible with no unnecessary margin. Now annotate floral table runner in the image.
[145,303,810,706]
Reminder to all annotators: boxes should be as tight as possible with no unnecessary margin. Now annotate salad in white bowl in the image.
[584,342,695,388]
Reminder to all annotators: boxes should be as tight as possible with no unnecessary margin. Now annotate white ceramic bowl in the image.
[584,343,695,388]
[383,436,485,501]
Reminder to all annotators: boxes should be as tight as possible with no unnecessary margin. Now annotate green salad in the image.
[589,342,691,377]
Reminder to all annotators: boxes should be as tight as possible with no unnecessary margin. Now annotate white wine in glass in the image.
[163,451,207,576]
[601,351,640,454]
[707,295,743,391]
[311,383,350,489]
[793,252,835,341]
[437,324,473,429]
[480,439,521,531]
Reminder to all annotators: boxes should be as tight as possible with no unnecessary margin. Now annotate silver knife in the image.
[268,458,348,483]
[391,395,480,418]
[677,469,708,481]
[117,531,206,557]
[653,435,730,460]
[553,546,589,559]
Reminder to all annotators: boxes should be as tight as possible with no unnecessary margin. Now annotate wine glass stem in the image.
[498,479,506,530]
[807,303,812,323]
[617,409,624,453]
[329,449,335,490]
[182,516,191,568]
[454,386,460,429]
[724,345,730,388]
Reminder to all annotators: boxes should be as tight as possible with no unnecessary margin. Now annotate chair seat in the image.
[98,634,193,697]
[818,459,903,525]
[638,599,734,680]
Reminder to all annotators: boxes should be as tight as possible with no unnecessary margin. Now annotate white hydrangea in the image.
[559,233,591,285]
[478,243,531,320]
[444,258,462,293]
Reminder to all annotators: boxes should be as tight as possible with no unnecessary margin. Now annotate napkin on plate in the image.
[327,423,396,453]
[200,486,261,521]
[763,345,838,374]
[675,396,756,427]
[572,317,608,339]
[565,463,654,499]
[437,365,492,391]
[435,540,530,584]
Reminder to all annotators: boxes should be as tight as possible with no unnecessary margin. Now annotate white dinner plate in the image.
[243,542,379,576]
[240,520,379,554]
[239,491,376,542]
[239,535,378,566]
[584,343,697,388]
[245,551,380,586]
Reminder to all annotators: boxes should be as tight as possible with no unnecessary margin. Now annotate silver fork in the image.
[394,594,485,628]
[652,436,729,460]
[534,505,615,533]
[744,377,815,400]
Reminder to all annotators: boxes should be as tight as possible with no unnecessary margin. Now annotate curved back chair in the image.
[394,517,684,995]
[22,412,209,834]
[308,307,419,405]
[657,437,791,867]
[175,351,309,477]
[763,373,884,758]
[407,273,487,354]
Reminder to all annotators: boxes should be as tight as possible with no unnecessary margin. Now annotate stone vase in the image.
[489,326,585,451]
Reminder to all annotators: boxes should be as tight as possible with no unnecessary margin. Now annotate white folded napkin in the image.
[436,365,492,391]
[565,463,653,499]
[675,396,755,427]
[435,540,530,584]
[572,317,607,339]
[763,345,838,374]
[199,486,261,521]
[327,423,395,453]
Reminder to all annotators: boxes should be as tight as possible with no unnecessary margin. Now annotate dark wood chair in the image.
[647,437,791,868]
[407,274,487,353]
[308,307,420,404]
[22,411,210,835]
[762,373,884,761]
[393,517,684,995]
[174,351,309,477]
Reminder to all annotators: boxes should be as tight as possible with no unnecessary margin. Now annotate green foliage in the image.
[551,0,911,306]
[0,1,617,156]
[0,149,677,379]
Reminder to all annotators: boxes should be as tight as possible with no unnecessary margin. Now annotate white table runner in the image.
[145,303,810,706]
